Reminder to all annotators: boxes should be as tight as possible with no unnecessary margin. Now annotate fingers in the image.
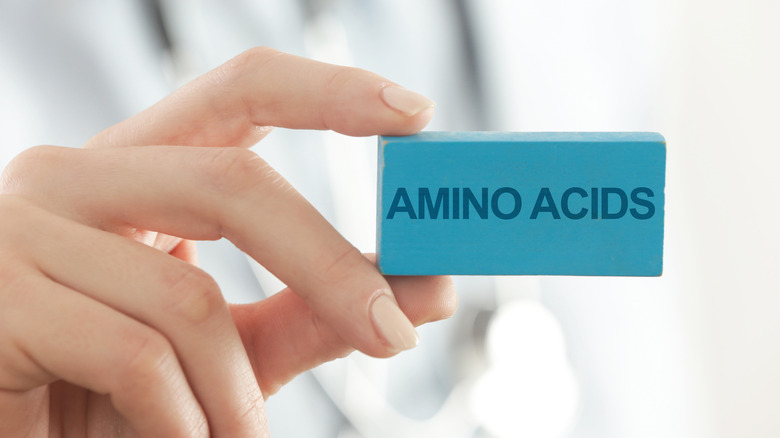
[231,270,458,396]
[27,201,266,436]
[6,145,419,357]
[0,265,207,437]
[85,47,434,149]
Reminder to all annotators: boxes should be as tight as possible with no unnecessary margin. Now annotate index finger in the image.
[7,145,419,358]
[85,47,435,149]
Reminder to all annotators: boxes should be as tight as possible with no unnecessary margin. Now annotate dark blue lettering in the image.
[463,188,489,219]
[386,188,416,219]
[418,187,449,219]
[562,187,588,219]
[530,188,561,219]
[491,187,522,219]
[630,187,655,219]
[453,188,460,219]
[601,187,628,219]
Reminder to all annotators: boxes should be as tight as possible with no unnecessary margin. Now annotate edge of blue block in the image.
[376,131,666,276]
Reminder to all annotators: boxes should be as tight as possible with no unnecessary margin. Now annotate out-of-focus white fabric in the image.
[2,1,779,437]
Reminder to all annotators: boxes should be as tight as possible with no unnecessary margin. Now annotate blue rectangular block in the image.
[377,132,666,276]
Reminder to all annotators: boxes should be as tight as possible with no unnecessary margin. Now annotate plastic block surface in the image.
[377,132,666,276]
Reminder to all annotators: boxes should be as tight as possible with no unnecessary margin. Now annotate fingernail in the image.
[370,293,419,352]
[381,86,435,117]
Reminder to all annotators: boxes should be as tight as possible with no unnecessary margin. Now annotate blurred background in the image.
[1,0,779,436]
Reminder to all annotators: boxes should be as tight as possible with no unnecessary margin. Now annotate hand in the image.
[0,47,456,437]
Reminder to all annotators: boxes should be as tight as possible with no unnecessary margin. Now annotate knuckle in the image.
[323,66,356,94]
[162,264,226,326]
[311,312,350,360]
[116,329,210,438]
[320,67,360,131]
[210,47,284,135]
[206,147,260,181]
[236,46,282,69]
[203,147,291,197]
[188,421,211,438]
[1,145,62,193]
[234,391,267,432]
[181,414,210,438]
[118,329,175,390]
[8,145,61,167]
[218,46,282,84]
[317,245,365,285]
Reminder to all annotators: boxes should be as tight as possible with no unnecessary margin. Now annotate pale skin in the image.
[0,47,457,437]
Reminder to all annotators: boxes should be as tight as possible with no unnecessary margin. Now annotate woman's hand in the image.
[0,47,456,437]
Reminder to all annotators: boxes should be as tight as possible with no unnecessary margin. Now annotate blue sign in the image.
[377,132,666,276]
